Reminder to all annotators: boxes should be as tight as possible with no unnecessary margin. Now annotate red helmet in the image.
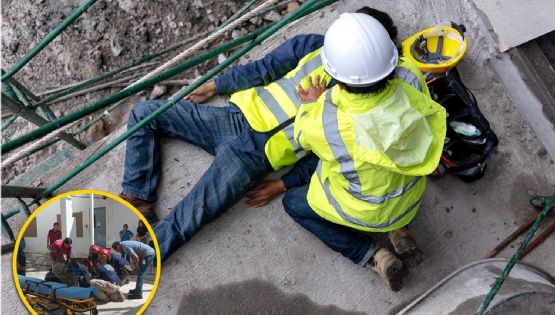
[89,244,102,254]
[99,248,111,259]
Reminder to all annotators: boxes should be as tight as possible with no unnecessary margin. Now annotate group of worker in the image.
[49,236,155,301]
[119,7,447,291]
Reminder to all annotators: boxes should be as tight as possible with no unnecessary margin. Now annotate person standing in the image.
[119,224,133,241]
[47,222,62,249]
[135,220,148,243]
[112,240,155,299]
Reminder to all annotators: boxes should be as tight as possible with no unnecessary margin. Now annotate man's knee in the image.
[128,101,159,126]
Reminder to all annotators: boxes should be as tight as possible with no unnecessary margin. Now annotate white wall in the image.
[22,195,151,257]
[23,199,62,255]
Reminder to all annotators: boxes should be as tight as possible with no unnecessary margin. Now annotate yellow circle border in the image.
[11,189,162,315]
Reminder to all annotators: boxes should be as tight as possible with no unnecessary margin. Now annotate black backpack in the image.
[427,67,498,181]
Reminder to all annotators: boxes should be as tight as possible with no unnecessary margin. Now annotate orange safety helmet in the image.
[89,244,102,254]
[99,248,111,259]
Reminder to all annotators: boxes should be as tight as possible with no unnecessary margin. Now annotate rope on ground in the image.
[129,0,279,88]
[475,194,555,315]
[1,120,81,169]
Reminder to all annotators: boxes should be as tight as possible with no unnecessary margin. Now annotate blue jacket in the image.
[214,34,325,188]
[96,263,121,285]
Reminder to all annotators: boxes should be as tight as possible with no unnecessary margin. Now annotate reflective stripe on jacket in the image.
[294,58,447,232]
[230,49,332,170]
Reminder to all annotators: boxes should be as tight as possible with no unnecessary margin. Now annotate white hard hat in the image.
[321,13,399,87]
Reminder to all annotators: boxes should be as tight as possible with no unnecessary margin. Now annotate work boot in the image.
[127,292,143,300]
[119,193,158,224]
[369,248,408,292]
[388,227,424,268]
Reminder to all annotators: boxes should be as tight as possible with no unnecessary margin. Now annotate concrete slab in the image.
[472,0,555,52]
[2,0,555,314]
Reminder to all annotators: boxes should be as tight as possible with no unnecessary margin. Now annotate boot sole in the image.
[393,237,424,268]
[383,258,408,292]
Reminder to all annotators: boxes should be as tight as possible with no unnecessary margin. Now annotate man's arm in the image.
[281,153,319,189]
[130,254,140,270]
[245,154,319,207]
[215,34,325,95]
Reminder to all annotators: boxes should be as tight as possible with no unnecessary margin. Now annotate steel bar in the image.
[2,93,86,150]
[2,185,47,199]
[485,212,539,258]
[36,62,156,97]
[44,70,148,105]
[519,219,555,258]
[10,79,57,121]
[1,0,99,81]
[34,0,338,201]
[476,195,555,314]
[1,214,15,241]
[0,115,17,130]
[1,24,272,154]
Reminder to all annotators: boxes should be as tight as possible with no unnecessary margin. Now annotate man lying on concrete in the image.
[49,237,77,286]
[284,14,446,291]
[90,248,125,303]
[112,241,155,299]
[119,7,404,263]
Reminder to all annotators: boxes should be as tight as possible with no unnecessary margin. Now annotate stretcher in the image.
[18,275,99,315]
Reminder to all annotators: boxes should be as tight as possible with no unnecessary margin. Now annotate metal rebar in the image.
[1,0,99,81]
[1,24,272,155]
[0,115,18,130]
[2,93,86,150]
[1,185,47,199]
[34,0,338,200]
[519,219,555,258]
[10,79,57,121]
[36,62,156,97]
[476,194,555,314]
[44,70,148,105]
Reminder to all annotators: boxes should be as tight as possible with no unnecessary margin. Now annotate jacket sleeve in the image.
[214,34,325,95]
[281,153,319,189]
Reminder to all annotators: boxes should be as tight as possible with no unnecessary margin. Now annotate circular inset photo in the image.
[12,190,160,315]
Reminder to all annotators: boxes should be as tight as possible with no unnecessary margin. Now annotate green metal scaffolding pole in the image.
[1,0,98,82]
[0,27,267,155]
[34,0,337,200]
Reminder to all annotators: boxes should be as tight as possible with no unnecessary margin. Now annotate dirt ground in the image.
[1,0,292,183]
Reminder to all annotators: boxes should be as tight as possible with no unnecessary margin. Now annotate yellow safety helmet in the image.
[402,23,467,74]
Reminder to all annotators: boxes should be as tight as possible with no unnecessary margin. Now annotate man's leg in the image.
[282,185,408,291]
[133,254,154,295]
[282,185,376,266]
[90,279,113,302]
[122,101,248,203]
[154,133,270,260]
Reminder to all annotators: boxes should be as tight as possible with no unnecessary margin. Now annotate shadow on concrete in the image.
[178,278,366,315]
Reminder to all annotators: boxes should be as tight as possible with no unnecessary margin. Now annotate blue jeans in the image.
[282,185,376,266]
[122,101,270,261]
[135,254,155,294]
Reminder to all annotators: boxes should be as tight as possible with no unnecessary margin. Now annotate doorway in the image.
[93,207,107,248]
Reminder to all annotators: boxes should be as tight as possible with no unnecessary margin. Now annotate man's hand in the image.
[246,180,286,207]
[297,75,327,102]
[185,80,217,103]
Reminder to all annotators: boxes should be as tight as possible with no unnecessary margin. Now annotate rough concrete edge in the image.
[468,0,555,160]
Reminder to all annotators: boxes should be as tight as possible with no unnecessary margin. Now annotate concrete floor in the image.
[2,0,555,314]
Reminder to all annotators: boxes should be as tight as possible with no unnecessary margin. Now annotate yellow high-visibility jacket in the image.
[294,58,447,232]
[230,49,332,170]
